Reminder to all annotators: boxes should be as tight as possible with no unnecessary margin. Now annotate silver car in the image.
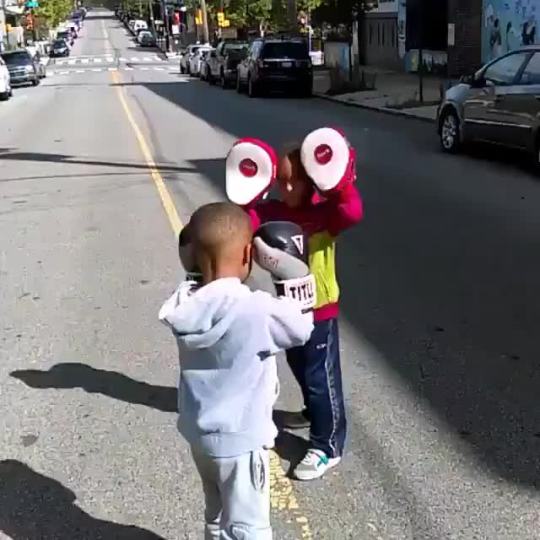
[438,46,540,164]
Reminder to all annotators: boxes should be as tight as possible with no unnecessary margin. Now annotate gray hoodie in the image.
[159,277,314,458]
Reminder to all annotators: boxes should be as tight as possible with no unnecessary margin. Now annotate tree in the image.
[35,0,72,32]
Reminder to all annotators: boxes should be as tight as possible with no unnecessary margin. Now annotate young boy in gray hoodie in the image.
[159,202,315,540]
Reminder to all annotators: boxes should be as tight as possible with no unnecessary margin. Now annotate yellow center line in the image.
[110,69,313,539]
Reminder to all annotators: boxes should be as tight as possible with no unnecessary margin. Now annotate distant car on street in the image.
[206,40,247,88]
[236,37,313,97]
[56,30,74,47]
[137,30,156,48]
[0,56,12,101]
[438,46,540,166]
[131,20,148,35]
[180,44,203,75]
[50,38,70,57]
[189,46,213,77]
[0,50,40,87]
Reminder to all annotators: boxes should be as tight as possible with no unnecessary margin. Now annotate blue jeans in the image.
[286,318,346,458]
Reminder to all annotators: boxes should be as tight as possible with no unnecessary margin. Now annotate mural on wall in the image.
[483,0,539,62]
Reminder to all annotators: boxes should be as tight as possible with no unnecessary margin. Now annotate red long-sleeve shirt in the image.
[247,183,363,321]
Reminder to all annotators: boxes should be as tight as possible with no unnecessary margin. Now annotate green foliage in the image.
[35,0,72,30]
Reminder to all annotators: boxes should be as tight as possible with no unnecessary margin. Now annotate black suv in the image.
[236,37,312,97]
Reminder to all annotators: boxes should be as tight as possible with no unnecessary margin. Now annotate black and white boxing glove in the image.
[253,221,316,313]
[178,224,202,284]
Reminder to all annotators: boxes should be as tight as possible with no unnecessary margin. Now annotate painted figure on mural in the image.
[483,0,540,62]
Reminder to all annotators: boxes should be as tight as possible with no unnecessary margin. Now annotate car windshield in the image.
[57,32,69,38]
[261,42,308,59]
[224,43,246,53]
[2,52,31,65]
[53,40,66,47]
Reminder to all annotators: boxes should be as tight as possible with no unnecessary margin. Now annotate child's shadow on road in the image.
[0,459,164,539]
[273,410,309,477]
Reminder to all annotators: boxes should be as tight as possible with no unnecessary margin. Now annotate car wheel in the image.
[440,109,460,153]
[0,90,9,101]
[248,75,258,98]
[32,77,39,86]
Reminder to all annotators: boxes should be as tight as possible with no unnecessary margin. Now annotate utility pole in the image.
[200,0,209,44]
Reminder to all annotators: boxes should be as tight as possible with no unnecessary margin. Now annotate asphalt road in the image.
[1,10,540,540]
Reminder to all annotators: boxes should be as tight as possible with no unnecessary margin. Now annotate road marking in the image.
[119,57,127,62]
[143,57,152,62]
[108,67,118,72]
[140,67,149,71]
[92,68,102,72]
[68,59,76,65]
[154,67,164,71]
[56,60,66,65]
[110,68,313,540]
[131,56,139,62]
[82,58,89,64]
[111,69,182,236]
[76,69,84,73]
[94,58,102,63]
[124,66,134,71]
[59,71,69,75]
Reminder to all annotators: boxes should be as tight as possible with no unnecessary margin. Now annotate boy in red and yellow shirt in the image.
[244,140,363,481]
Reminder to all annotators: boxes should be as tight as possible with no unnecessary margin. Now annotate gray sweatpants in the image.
[191,447,272,540]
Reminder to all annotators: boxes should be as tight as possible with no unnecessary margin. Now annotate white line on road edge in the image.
[130,57,139,62]
[59,71,69,75]
[153,67,164,71]
[119,57,127,62]
[68,59,76,65]
[143,57,152,62]
[140,67,149,71]
[92,68,102,72]
[94,58,102,63]
[124,67,134,71]
[82,58,89,64]
[76,70,84,73]
[108,67,118,72]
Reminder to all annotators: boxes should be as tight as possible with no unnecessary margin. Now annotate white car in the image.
[0,57,12,101]
[188,46,213,77]
[180,43,210,74]
[132,20,148,34]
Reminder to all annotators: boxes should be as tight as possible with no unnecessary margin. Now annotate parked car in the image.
[199,50,213,80]
[50,38,70,57]
[236,37,313,97]
[56,30,74,47]
[206,40,247,88]
[131,20,148,35]
[189,46,213,77]
[0,56,12,101]
[438,46,540,165]
[137,30,156,47]
[180,43,207,74]
[0,50,40,87]
[28,50,46,78]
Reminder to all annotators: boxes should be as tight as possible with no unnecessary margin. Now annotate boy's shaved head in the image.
[190,202,252,253]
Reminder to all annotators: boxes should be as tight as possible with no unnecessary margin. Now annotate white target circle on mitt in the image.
[226,138,277,206]
[301,127,353,193]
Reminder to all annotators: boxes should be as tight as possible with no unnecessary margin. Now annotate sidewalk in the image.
[313,65,447,122]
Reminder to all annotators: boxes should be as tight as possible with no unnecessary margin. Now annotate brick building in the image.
[447,0,483,77]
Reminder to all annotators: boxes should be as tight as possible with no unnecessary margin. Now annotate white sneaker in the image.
[293,449,341,481]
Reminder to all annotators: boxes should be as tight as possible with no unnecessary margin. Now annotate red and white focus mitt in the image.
[226,138,277,207]
[300,127,356,195]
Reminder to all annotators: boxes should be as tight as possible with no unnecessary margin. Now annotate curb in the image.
[315,93,436,124]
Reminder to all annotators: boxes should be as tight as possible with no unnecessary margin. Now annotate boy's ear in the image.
[243,242,253,266]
